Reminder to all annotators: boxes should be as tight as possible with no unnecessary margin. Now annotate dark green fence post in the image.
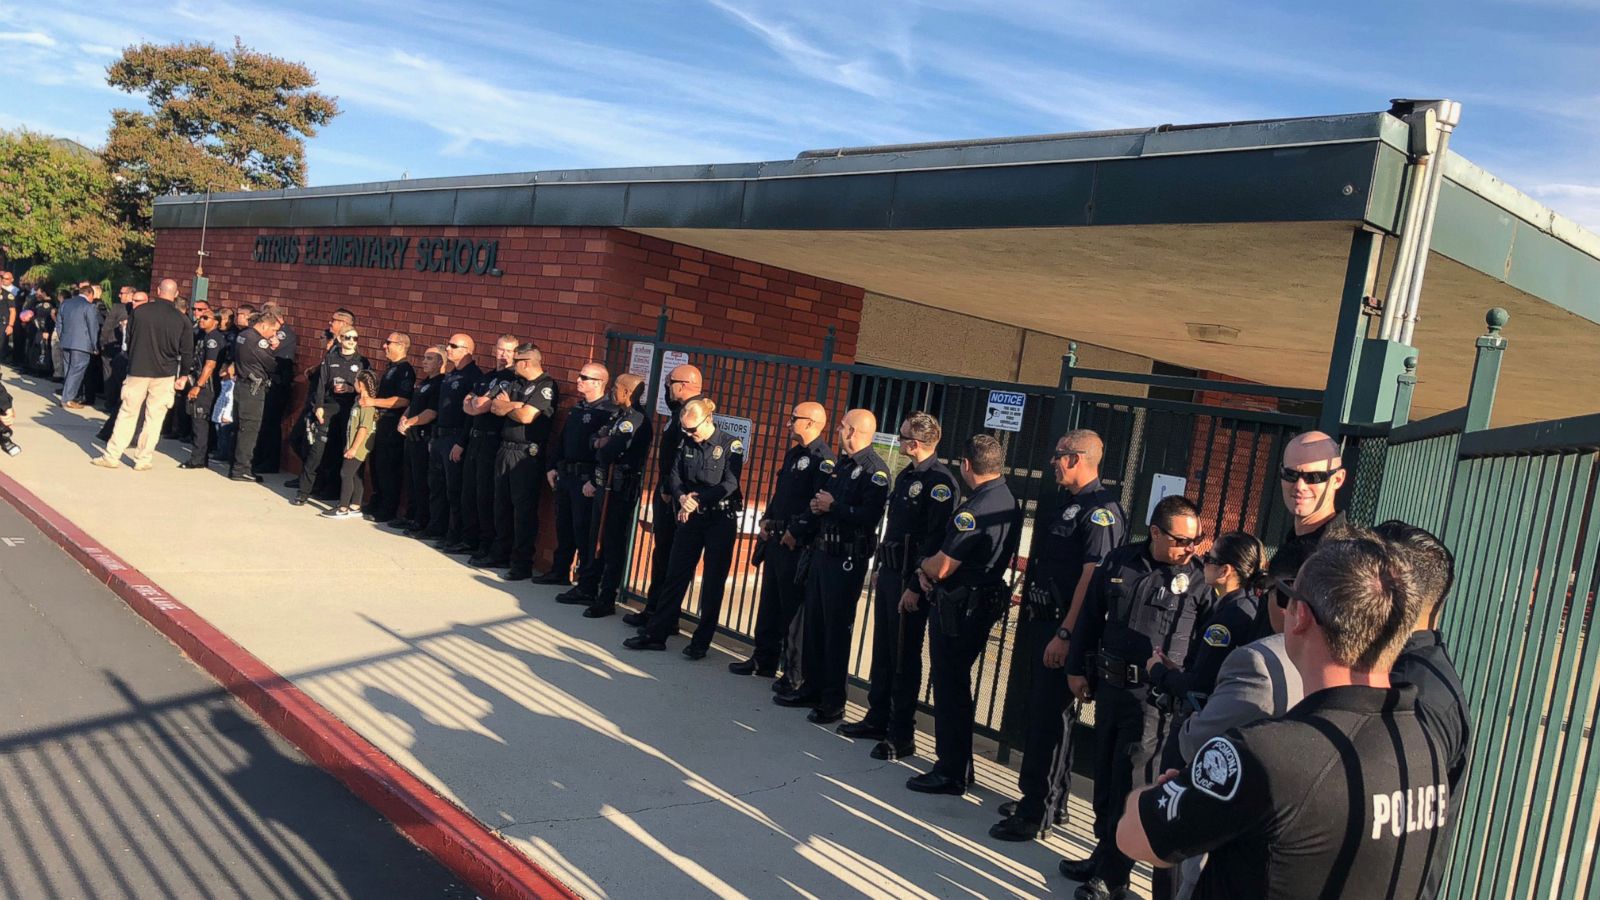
[1463,308,1509,432]
[1049,341,1080,437]
[816,325,836,404]
[1391,356,1418,428]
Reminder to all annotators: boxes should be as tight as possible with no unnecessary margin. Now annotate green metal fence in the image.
[1371,408,1465,535]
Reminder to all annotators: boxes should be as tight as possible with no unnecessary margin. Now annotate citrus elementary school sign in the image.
[251,234,502,276]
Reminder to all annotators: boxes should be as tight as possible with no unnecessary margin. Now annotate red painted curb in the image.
[0,469,580,900]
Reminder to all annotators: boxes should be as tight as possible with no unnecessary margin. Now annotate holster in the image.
[877,540,908,577]
[793,546,814,586]
[931,583,1009,638]
[1024,581,1065,622]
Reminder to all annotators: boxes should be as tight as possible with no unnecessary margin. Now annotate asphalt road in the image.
[0,497,473,900]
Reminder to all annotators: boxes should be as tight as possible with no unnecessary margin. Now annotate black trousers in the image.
[186,388,215,465]
[295,418,334,501]
[403,436,431,530]
[315,405,354,495]
[800,550,871,711]
[641,509,736,648]
[578,483,641,604]
[1090,687,1169,888]
[367,415,405,520]
[253,372,291,473]
[231,381,267,476]
[460,432,497,552]
[749,541,803,670]
[864,568,930,743]
[426,433,461,540]
[550,470,597,581]
[339,457,366,508]
[1015,617,1077,824]
[641,493,679,617]
[492,445,543,571]
[927,597,1003,783]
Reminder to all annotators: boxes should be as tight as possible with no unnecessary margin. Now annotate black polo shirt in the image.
[1391,630,1472,900]
[1140,684,1449,899]
[435,361,480,432]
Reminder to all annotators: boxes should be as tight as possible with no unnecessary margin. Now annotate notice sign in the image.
[1146,473,1189,525]
[715,415,753,453]
[656,350,690,416]
[985,390,1026,432]
[628,342,655,378]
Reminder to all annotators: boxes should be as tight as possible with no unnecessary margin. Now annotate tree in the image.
[103,39,339,270]
[0,130,132,286]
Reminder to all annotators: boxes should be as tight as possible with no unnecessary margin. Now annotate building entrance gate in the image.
[602,324,1317,746]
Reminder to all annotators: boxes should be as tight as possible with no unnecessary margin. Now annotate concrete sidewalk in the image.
[4,372,1135,899]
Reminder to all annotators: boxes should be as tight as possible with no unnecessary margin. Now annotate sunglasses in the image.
[340,335,359,342]
[1052,449,1082,461]
[1280,466,1340,485]
[446,342,467,350]
[1152,523,1204,548]
[669,379,695,387]
[515,356,538,363]
[577,374,602,381]
[1200,553,1222,566]
[197,315,215,322]
[381,339,399,346]
[898,433,917,442]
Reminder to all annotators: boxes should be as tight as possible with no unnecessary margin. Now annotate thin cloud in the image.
[0,31,55,48]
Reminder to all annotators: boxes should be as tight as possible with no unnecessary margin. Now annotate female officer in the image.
[624,396,743,658]
[1147,531,1267,706]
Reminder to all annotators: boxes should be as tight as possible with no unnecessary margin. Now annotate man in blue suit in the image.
[57,283,103,409]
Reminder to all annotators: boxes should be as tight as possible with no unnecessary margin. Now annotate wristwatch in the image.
[1056,627,1072,641]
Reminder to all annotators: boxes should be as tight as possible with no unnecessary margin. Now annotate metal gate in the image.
[601,325,1316,743]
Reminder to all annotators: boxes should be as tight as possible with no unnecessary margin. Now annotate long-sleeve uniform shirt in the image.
[666,427,744,511]
[1066,541,1211,690]
[309,349,369,420]
[1149,588,1263,704]
[763,437,836,538]
[881,455,960,577]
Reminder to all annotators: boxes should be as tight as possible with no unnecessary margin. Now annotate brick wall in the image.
[152,224,865,568]
[1186,371,1291,536]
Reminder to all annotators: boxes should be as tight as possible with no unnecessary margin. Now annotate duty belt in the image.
[501,440,540,458]
[557,460,591,475]
[1090,652,1146,690]
[433,426,463,437]
[932,583,1011,637]
[1024,583,1065,620]
[817,525,877,568]
[406,426,433,443]
[877,540,909,575]
[606,468,641,491]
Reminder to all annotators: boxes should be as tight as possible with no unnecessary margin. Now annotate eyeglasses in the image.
[381,339,398,346]
[1052,449,1082,461]
[669,379,694,387]
[514,356,538,363]
[577,374,602,381]
[898,432,917,442]
[446,342,467,350]
[1279,466,1340,485]
[197,315,215,322]
[1152,523,1203,548]
[1200,553,1222,566]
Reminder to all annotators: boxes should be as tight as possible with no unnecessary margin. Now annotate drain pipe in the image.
[1399,100,1462,347]
[1377,108,1437,342]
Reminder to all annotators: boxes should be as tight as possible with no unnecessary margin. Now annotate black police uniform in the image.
[229,328,277,479]
[1001,481,1127,834]
[1150,587,1265,773]
[548,394,614,587]
[428,360,480,545]
[183,329,225,466]
[458,365,510,557]
[1137,684,1450,899]
[254,323,297,473]
[1277,510,1348,558]
[626,395,696,628]
[855,455,959,751]
[398,372,440,534]
[632,425,743,653]
[577,400,653,616]
[739,436,836,677]
[295,348,368,502]
[1391,630,1471,900]
[491,371,557,577]
[367,358,415,522]
[1066,541,1210,891]
[916,476,1021,789]
[784,446,890,719]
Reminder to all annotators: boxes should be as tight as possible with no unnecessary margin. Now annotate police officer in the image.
[576,373,653,619]
[727,402,834,685]
[489,344,557,580]
[254,303,298,474]
[1119,536,1447,900]
[622,364,705,629]
[291,325,368,505]
[774,408,890,724]
[429,335,480,550]
[393,345,446,536]
[1278,430,1349,556]
[895,434,1021,795]
[991,429,1128,840]
[286,308,352,489]
[363,332,416,523]
[463,335,519,564]
[837,412,958,760]
[228,308,282,482]
[178,308,224,469]
[623,396,742,656]
[552,363,616,600]
[1062,495,1210,900]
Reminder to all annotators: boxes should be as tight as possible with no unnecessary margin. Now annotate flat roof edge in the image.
[1443,152,1600,259]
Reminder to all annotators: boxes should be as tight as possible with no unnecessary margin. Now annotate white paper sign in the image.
[655,350,690,416]
[1146,473,1189,525]
[985,390,1026,433]
[628,341,655,378]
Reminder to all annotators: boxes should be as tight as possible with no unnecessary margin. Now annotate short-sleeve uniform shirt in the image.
[939,477,1022,588]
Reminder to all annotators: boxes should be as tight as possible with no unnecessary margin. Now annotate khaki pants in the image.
[104,376,176,465]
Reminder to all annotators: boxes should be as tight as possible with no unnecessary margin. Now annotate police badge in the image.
[908,481,922,498]
[1171,573,1191,594]
[1062,504,1081,520]
[713,445,724,459]
[796,456,810,471]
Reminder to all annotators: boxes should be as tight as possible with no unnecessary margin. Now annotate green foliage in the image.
[103,38,340,271]
[0,130,130,272]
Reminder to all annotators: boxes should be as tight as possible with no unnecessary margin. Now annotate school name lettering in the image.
[251,235,502,277]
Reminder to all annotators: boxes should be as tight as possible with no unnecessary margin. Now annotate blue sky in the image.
[4,0,1598,226]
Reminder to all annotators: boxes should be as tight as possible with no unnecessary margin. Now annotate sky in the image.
[3,0,1598,227]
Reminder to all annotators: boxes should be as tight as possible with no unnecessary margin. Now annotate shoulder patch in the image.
[871,470,889,487]
[1090,508,1115,527]
[618,420,634,434]
[1192,737,1242,801]
[205,338,218,349]
[819,459,835,474]
[1202,624,1232,648]
[730,439,744,455]
[257,339,269,349]
[930,484,952,502]
[954,511,977,532]
[851,467,862,479]
[541,386,554,400]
